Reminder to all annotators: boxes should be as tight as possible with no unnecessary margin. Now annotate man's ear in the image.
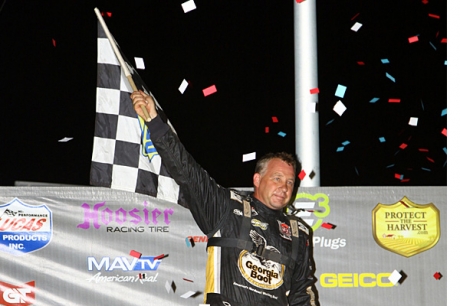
[253,173,261,188]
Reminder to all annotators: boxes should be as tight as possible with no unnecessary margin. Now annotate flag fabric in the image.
[90,21,183,205]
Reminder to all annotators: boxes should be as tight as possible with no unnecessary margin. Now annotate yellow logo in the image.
[290,193,330,231]
[372,196,440,257]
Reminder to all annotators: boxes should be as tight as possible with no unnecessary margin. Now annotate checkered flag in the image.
[90,19,183,205]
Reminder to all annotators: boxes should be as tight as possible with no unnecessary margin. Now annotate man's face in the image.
[253,158,295,210]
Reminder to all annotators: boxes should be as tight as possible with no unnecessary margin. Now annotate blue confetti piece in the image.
[386,164,395,168]
[336,147,344,152]
[429,41,437,50]
[443,147,447,154]
[399,174,404,180]
[441,108,447,116]
[381,58,390,64]
[342,140,350,146]
[355,167,359,175]
[444,161,447,167]
[278,131,286,137]
[379,137,386,143]
[335,84,347,98]
[421,99,424,111]
[386,72,396,82]
[370,97,380,103]
[444,60,447,65]
[421,167,431,172]
[326,119,335,125]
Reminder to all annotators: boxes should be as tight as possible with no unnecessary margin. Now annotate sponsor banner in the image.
[0,186,446,306]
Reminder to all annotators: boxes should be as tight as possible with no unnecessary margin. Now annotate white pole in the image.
[294,0,320,186]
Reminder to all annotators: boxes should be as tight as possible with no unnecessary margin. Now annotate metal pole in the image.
[294,0,320,186]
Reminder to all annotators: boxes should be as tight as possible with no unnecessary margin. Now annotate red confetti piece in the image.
[357,61,365,65]
[351,12,360,20]
[202,85,217,97]
[388,98,401,103]
[422,0,428,4]
[408,36,419,43]
[298,170,306,180]
[418,148,429,152]
[399,143,408,149]
[399,200,409,208]
[321,222,335,230]
[426,157,435,163]
[52,39,56,47]
[265,126,269,133]
[154,254,166,260]
[395,173,402,179]
[183,278,194,282]
[441,38,447,43]
[428,13,440,19]
[433,272,442,280]
[107,12,112,17]
[272,116,278,123]
[441,128,447,136]
[310,87,320,94]
[129,250,142,258]
[401,178,410,183]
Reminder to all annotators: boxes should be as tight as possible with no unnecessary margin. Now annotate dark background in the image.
[0,0,447,188]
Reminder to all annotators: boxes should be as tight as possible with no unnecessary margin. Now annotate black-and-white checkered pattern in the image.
[90,21,181,204]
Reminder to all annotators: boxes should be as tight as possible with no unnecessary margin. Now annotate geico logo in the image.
[3,288,32,303]
[320,273,394,288]
[313,237,346,249]
[87,256,161,271]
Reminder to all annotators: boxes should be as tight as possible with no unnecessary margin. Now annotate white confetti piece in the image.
[351,22,362,32]
[165,280,171,293]
[178,79,188,94]
[180,291,196,298]
[243,152,256,162]
[388,270,402,285]
[333,100,347,116]
[307,102,317,113]
[134,57,145,70]
[58,137,73,142]
[408,117,418,126]
[181,0,196,13]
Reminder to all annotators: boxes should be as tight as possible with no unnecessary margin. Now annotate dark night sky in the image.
[0,0,448,188]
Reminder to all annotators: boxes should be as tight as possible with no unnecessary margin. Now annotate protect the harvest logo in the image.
[372,196,440,257]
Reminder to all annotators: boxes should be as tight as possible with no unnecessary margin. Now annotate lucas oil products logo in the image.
[0,198,52,255]
[372,196,440,257]
[0,280,35,305]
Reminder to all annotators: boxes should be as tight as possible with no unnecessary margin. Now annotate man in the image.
[131,91,318,305]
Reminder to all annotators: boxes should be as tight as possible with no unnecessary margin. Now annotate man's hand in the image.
[130,90,158,121]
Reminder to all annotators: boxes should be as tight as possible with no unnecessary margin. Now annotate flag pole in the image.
[94,7,151,122]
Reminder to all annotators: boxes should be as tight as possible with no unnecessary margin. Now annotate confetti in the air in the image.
[203,85,217,97]
[336,147,344,152]
[441,128,447,136]
[52,39,56,47]
[388,98,401,103]
[129,250,142,258]
[321,222,336,230]
[357,61,365,65]
[272,116,279,123]
[381,58,390,64]
[351,22,362,32]
[333,100,347,116]
[433,272,443,280]
[408,117,418,126]
[180,291,197,299]
[335,84,347,98]
[183,278,194,282]
[178,79,188,94]
[307,102,317,113]
[379,137,386,143]
[388,270,402,285]
[278,131,286,137]
[243,152,256,162]
[298,170,306,180]
[182,0,197,13]
[386,72,396,82]
[185,236,195,247]
[134,57,145,69]
[441,108,447,116]
[370,97,380,103]
[309,170,316,179]
[310,87,320,94]
[265,126,269,133]
[399,143,408,149]
[408,36,419,43]
[428,13,440,19]
[58,137,73,142]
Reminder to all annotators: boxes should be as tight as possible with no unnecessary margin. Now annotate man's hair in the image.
[254,152,297,176]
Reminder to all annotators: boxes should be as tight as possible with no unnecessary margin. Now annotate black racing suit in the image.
[147,116,318,305]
